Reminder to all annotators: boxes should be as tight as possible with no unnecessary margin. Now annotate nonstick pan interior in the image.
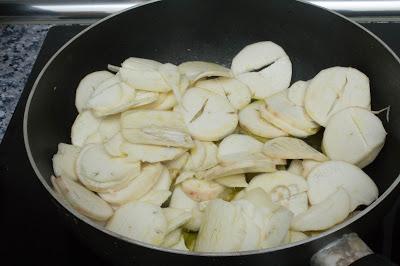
[24,0,400,254]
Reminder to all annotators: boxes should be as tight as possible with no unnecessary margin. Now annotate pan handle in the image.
[310,233,397,266]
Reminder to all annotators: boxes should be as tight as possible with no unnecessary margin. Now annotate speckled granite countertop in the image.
[0,24,50,142]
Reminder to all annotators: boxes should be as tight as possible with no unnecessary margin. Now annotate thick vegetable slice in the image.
[76,144,140,192]
[218,134,263,163]
[196,77,251,110]
[184,140,207,171]
[261,207,293,248]
[287,160,304,176]
[291,188,351,231]
[106,202,167,245]
[165,152,189,172]
[288,231,308,243]
[198,141,219,171]
[51,175,113,221]
[181,178,225,202]
[121,110,194,148]
[195,199,246,252]
[307,161,378,211]
[322,107,386,168]
[170,237,189,251]
[264,90,319,135]
[216,174,248,187]
[98,114,120,142]
[178,61,232,84]
[239,101,288,139]
[99,163,163,205]
[104,132,124,157]
[139,167,172,206]
[181,87,238,141]
[263,137,327,161]
[163,208,192,233]
[302,159,322,177]
[305,67,371,126]
[162,228,182,248]
[71,110,101,147]
[279,192,308,216]
[287,80,309,107]
[121,142,186,163]
[52,143,80,181]
[75,71,114,113]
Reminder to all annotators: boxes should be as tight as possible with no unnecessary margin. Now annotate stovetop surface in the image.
[1,23,400,265]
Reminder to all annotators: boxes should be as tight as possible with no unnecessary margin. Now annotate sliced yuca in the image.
[140,92,177,110]
[217,134,263,163]
[99,163,163,205]
[291,188,351,231]
[216,174,248,187]
[178,61,232,84]
[52,143,81,181]
[232,41,292,99]
[307,161,378,211]
[165,152,190,171]
[159,63,183,103]
[75,71,114,113]
[121,110,194,148]
[263,137,327,161]
[76,144,140,192]
[239,101,288,138]
[264,90,319,135]
[181,88,238,141]
[196,159,276,180]
[139,167,172,206]
[279,192,308,216]
[106,202,167,245]
[302,160,322,177]
[322,107,386,168]
[162,208,192,233]
[288,231,308,243]
[195,77,251,110]
[98,114,120,142]
[51,176,113,221]
[247,171,308,200]
[162,228,182,248]
[305,67,371,126]
[119,58,171,92]
[287,160,304,176]
[198,141,219,171]
[287,80,309,107]
[181,178,225,202]
[104,132,124,157]
[195,199,246,252]
[71,110,102,147]
[175,171,195,185]
[261,207,293,248]
[183,140,207,171]
[120,142,186,163]
[170,237,189,251]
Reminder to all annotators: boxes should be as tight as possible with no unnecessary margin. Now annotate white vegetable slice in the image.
[51,175,113,221]
[218,134,263,163]
[236,56,292,99]
[121,142,186,163]
[159,63,183,104]
[99,163,163,205]
[141,92,177,110]
[198,141,219,171]
[178,61,232,84]
[52,143,80,181]
[261,207,293,248]
[76,144,140,192]
[215,174,248,188]
[121,110,194,148]
[84,132,103,145]
[322,107,386,168]
[151,167,172,191]
[307,161,378,211]
[239,101,287,139]
[305,67,371,126]
[122,57,162,70]
[165,152,189,171]
[175,171,195,185]
[240,210,262,251]
[287,160,304,176]
[162,208,192,233]
[263,137,327,161]
[98,114,120,142]
[264,90,319,135]
[103,132,124,157]
[196,77,251,110]
[106,201,167,245]
[289,231,308,243]
[162,228,182,248]
[196,159,276,180]
[291,188,351,231]
[302,159,322,177]
[181,178,225,202]
[181,87,238,141]
[75,71,114,113]
[231,41,288,75]
[184,140,207,171]
[287,80,309,107]
[71,110,101,147]
[247,171,308,200]
[171,237,189,251]
[139,190,171,207]
[279,192,308,216]
[119,58,171,92]
[195,199,246,252]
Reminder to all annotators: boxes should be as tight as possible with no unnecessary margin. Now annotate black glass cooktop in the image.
[1,23,400,266]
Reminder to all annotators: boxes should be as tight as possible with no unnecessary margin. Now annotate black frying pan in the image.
[23,0,400,265]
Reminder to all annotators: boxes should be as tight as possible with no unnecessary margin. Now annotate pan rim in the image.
[23,0,400,257]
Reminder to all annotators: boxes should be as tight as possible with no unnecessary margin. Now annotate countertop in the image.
[0,24,50,142]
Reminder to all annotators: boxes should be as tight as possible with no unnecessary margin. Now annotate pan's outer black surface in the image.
[24,0,400,265]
